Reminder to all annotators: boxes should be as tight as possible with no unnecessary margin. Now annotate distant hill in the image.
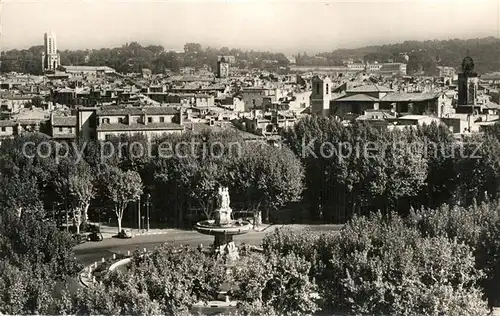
[304,37,500,76]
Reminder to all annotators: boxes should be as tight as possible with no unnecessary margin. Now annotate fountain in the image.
[194,187,252,261]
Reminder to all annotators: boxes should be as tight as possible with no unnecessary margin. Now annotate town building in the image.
[60,66,116,76]
[437,66,456,78]
[241,87,279,112]
[93,106,184,141]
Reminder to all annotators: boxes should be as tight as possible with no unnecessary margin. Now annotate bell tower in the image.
[310,76,332,116]
[457,53,478,107]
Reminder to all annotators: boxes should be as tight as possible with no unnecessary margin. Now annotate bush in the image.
[79,244,228,315]
[409,201,500,305]
[232,252,320,316]
[261,212,489,315]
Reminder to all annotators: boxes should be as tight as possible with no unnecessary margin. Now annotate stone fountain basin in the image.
[194,220,252,235]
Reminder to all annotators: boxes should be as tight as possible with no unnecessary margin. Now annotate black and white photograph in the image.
[1,0,500,315]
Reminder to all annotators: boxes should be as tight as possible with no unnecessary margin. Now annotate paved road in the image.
[74,229,268,265]
[74,224,343,266]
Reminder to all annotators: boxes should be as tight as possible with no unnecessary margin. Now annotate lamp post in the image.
[147,193,151,231]
[138,196,141,231]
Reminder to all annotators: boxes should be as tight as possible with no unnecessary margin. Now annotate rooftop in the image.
[97,106,179,116]
[346,85,393,93]
[62,66,116,73]
[381,92,440,102]
[97,122,184,132]
[52,116,77,127]
[333,93,380,102]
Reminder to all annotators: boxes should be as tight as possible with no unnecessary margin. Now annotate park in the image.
[3,118,500,315]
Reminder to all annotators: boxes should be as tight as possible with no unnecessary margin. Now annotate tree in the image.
[102,166,143,233]
[184,43,202,54]
[228,142,304,222]
[233,252,320,316]
[31,96,43,108]
[53,159,95,234]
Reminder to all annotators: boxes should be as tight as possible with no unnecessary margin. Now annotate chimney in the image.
[143,110,148,125]
[179,109,184,125]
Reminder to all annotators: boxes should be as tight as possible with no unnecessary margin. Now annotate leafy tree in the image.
[0,260,56,315]
[102,166,143,232]
[233,252,320,316]
[228,142,304,222]
[53,159,95,233]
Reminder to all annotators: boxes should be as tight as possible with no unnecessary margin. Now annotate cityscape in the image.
[2,0,500,315]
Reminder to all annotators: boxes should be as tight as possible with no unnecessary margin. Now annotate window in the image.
[1,127,5,132]
[326,84,329,94]
[59,127,63,132]
[160,117,165,123]
[148,117,153,123]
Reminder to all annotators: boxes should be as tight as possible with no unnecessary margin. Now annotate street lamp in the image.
[138,195,141,231]
[147,193,151,231]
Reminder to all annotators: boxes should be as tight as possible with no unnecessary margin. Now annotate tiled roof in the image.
[0,120,16,127]
[381,92,440,102]
[398,115,437,121]
[3,95,33,100]
[333,93,379,102]
[62,66,115,73]
[346,85,393,93]
[482,101,500,109]
[52,116,77,127]
[53,133,76,139]
[97,122,184,132]
[97,106,179,116]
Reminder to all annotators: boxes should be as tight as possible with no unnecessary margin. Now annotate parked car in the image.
[72,233,87,244]
[87,231,103,242]
[117,229,133,239]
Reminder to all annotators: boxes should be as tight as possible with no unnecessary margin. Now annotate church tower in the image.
[41,31,61,72]
[310,76,332,116]
[457,54,478,107]
[217,56,230,78]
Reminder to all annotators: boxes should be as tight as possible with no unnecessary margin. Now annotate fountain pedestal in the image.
[214,235,239,261]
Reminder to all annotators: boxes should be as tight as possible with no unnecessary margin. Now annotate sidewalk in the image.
[96,224,176,238]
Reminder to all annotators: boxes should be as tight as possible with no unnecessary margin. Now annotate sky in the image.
[1,0,500,54]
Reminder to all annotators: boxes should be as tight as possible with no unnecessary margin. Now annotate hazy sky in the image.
[1,0,500,53]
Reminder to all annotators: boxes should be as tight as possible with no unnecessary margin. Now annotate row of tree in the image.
[283,117,500,222]
[0,42,289,75]
[3,117,500,230]
[0,129,304,231]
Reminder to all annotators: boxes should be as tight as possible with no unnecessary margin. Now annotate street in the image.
[73,224,343,265]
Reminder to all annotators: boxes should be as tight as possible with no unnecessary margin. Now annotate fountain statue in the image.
[194,186,252,261]
[214,187,232,226]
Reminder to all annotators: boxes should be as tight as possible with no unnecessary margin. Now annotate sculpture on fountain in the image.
[214,187,232,226]
[194,186,252,262]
